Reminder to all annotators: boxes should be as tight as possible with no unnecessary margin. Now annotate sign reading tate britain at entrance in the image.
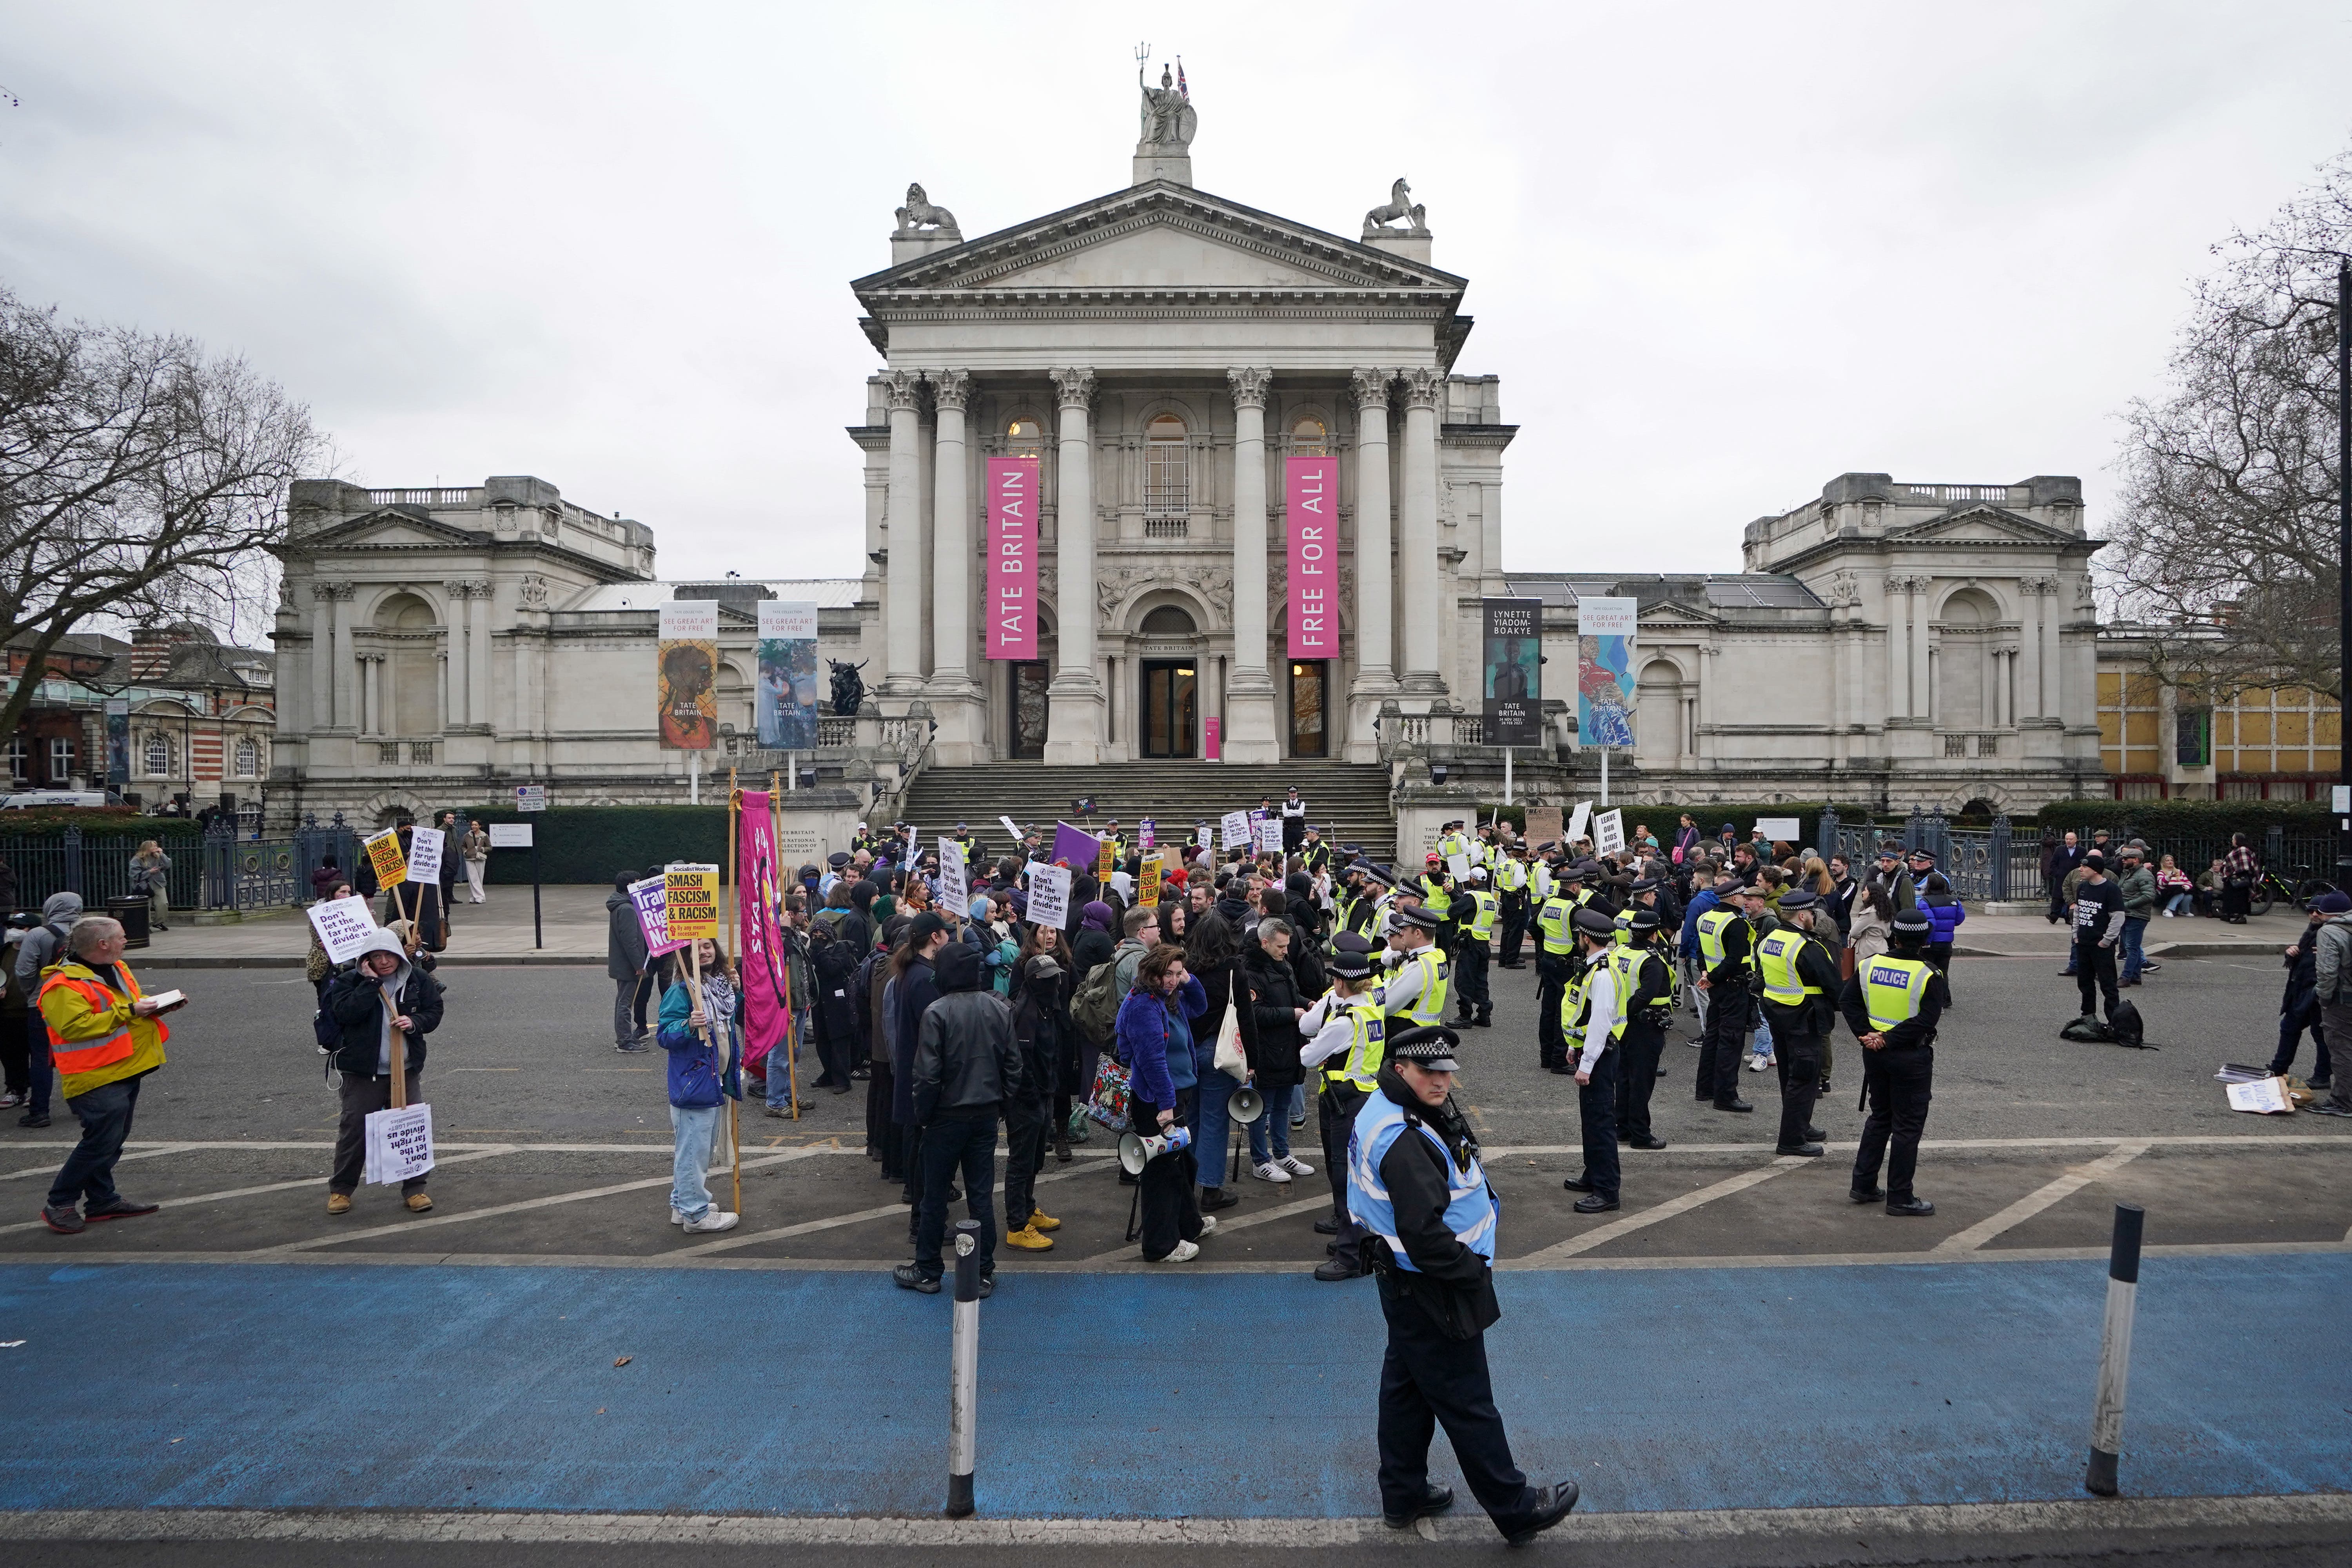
[987,457,1037,662]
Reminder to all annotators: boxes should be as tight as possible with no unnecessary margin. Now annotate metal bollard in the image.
[2084,1202,2144,1496]
[946,1218,982,1517]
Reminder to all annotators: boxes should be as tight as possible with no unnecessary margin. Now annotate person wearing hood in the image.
[894,938,1020,1293]
[607,871,653,1052]
[12,891,84,1128]
[2310,894,2352,1117]
[34,915,180,1234]
[1072,900,1116,979]
[322,927,446,1216]
[656,936,743,1233]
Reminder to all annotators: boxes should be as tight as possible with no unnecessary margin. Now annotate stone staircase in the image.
[899,761,1396,867]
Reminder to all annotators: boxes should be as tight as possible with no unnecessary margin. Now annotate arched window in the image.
[1145,414,1188,515]
[236,737,259,777]
[143,732,174,777]
[1291,414,1328,456]
[1007,416,1044,460]
[1140,605,1197,637]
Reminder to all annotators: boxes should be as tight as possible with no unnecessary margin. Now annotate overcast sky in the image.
[4,2,2349,596]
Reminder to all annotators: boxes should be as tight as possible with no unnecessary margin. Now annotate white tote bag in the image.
[1212,971,1249,1079]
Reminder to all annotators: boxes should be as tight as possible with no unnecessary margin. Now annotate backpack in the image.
[312,1006,340,1052]
[2059,1000,2152,1049]
[1070,958,1125,1047]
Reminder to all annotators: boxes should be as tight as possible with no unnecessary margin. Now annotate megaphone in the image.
[1229,1085,1265,1125]
[1118,1124,1194,1175]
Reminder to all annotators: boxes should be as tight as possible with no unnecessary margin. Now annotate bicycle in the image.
[2248,862,2337,918]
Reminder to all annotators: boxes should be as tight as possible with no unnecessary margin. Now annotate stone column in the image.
[1345,370,1396,760]
[1045,368,1102,764]
[310,584,337,730]
[2017,579,2046,719]
[881,368,925,697]
[1908,578,1932,724]
[470,589,493,733]
[1398,368,1445,695]
[1884,576,1908,722]
[926,370,985,762]
[328,584,356,731]
[1223,367,1279,762]
[1697,645,1716,758]
[360,654,381,736]
[443,584,471,728]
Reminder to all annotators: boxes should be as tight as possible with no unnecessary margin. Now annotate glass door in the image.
[1289,660,1328,757]
[1011,662,1049,759]
[1140,662,1198,758]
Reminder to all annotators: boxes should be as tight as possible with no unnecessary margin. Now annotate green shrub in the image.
[0,808,204,841]
[466,807,729,885]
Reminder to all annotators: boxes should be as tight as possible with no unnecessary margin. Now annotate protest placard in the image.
[1097,838,1115,878]
[665,864,721,940]
[1139,818,1156,851]
[363,1103,435,1185]
[1566,801,1592,849]
[1593,809,1625,857]
[1254,818,1284,855]
[363,828,407,888]
[306,897,379,965]
[938,837,969,917]
[1446,853,1472,882]
[1138,858,1162,908]
[1755,817,1802,846]
[630,875,684,958]
[1027,863,1073,928]
[1220,810,1250,849]
[999,815,1024,844]
[404,825,443,884]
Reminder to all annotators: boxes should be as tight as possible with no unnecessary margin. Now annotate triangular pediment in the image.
[854,181,1463,299]
[1890,504,2076,547]
[1637,600,1720,626]
[301,509,486,551]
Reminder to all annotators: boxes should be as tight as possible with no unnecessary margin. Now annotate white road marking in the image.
[1504,1155,1816,1266]
[252,1149,822,1252]
[1932,1142,2151,1254]
[0,1148,524,1234]
[1078,1193,1331,1265]
[1,1492,2346,1545]
[0,1144,196,1182]
[675,1159,1101,1256]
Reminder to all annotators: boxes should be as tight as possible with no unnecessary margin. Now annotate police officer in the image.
[1841,909,1947,1216]
[1691,877,1757,1113]
[1494,845,1530,969]
[1350,1025,1580,1544]
[1532,866,1579,1072]
[1436,818,1472,864]
[1300,824,1331,878]
[1609,907,1675,1151]
[1453,867,1498,1028]
[1303,947,1386,1281]
[948,821,982,873]
[1558,907,1623,1212]
[1755,888,1840,1157]
[1419,854,1457,949]
[1383,905,1451,1027]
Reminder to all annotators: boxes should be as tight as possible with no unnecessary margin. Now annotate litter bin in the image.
[104,894,151,949]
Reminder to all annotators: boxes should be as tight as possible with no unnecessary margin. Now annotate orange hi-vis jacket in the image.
[37,958,170,1100]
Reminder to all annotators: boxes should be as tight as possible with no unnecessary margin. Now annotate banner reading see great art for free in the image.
[987,457,1038,661]
[657,601,719,750]
[1575,595,1636,751]
[755,601,820,750]
[1286,455,1338,659]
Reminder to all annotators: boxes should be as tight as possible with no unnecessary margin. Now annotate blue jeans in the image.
[2121,916,2149,982]
[1189,1063,1240,1190]
[1751,1014,1773,1060]
[1248,1083,1297,1164]
[669,1102,721,1219]
[765,1015,806,1110]
[49,1073,141,1210]
[2162,892,2193,916]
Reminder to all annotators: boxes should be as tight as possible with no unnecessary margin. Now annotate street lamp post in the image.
[2338,261,2350,894]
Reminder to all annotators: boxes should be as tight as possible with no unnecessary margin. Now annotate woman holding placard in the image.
[657,936,742,1234]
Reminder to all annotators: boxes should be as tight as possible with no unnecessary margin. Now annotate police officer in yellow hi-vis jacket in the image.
[1494,846,1530,969]
[1532,865,1579,1072]
[1305,946,1388,1282]
[1839,908,1948,1216]
[1350,1025,1580,1544]
[36,915,182,1235]
[1754,888,1842,1158]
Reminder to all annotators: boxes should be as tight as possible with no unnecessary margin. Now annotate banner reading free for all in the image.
[1286,455,1338,659]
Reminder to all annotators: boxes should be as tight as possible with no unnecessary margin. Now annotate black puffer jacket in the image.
[1241,938,1305,1089]
[324,950,445,1078]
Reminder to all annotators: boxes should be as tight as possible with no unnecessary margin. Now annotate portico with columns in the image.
[848,99,1512,767]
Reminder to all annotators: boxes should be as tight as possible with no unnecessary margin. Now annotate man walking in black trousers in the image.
[2070,852,2125,1026]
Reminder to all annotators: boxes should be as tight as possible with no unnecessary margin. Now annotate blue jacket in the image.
[1681,886,1719,953]
[1117,975,1207,1109]
[1921,894,1966,947]
[657,979,737,1109]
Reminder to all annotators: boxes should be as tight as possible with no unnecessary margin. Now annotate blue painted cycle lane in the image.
[0,1254,2344,1518]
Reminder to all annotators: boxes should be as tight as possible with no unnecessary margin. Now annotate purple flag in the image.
[1051,821,1101,869]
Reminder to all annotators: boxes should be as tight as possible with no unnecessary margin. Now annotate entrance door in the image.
[1139,661,1198,758]
[1289,660,1328,757]
[1010,662,1049,759]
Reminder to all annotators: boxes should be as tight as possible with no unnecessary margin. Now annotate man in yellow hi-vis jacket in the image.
[37,916,181,1235]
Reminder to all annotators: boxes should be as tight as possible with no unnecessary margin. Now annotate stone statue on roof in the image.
[1137,56,1196,150]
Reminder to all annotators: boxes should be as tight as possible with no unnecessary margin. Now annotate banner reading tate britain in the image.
[1285,454,1338,658]
[987,457,1038,660]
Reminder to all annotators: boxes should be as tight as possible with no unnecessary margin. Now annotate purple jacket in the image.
[1116,975,1207,1108]
[1921,894,1966,946]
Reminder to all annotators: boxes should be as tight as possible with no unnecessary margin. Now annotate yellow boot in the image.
[1002,1223,1054,1252]
[1026,1207,1062,1232]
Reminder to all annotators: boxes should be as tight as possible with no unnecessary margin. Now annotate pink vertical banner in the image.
[735,791,789,1074]
[1286,454,1339,659]
[987,457,1039,660]
[1205,716,1223,761]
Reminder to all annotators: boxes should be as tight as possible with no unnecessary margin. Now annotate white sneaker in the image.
[682,1210,740,1233]
[1276,1154,1316,1177]
[1746,1056,1767,1071]
[1252,1161,1292,1184]
[670,1208,686,1226]
[1197,1214,1218,1236]
[1152,1239,1200,1263]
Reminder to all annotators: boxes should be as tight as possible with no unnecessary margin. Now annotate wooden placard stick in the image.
[381,981,408,1109]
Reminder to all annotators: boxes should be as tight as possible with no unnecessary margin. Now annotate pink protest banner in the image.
[1286,454,1339,658]
[735,790,791,1074]
[987,457,1039,659]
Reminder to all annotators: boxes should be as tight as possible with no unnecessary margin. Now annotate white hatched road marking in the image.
[0,1147,520,1236]
[1931,1142,2151,1254]
[1505,1155,1816,1266]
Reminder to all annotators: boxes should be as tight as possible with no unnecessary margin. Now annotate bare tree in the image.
[0,284,319,744]
[2106,143,2349,700]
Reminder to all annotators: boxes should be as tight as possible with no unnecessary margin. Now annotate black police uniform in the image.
[1612,924,1675,1149]
[1839,926,1949,1213]
[1496,860,1529,969]
[1695,905,1756,1109]
[1755,893,1842,1155]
